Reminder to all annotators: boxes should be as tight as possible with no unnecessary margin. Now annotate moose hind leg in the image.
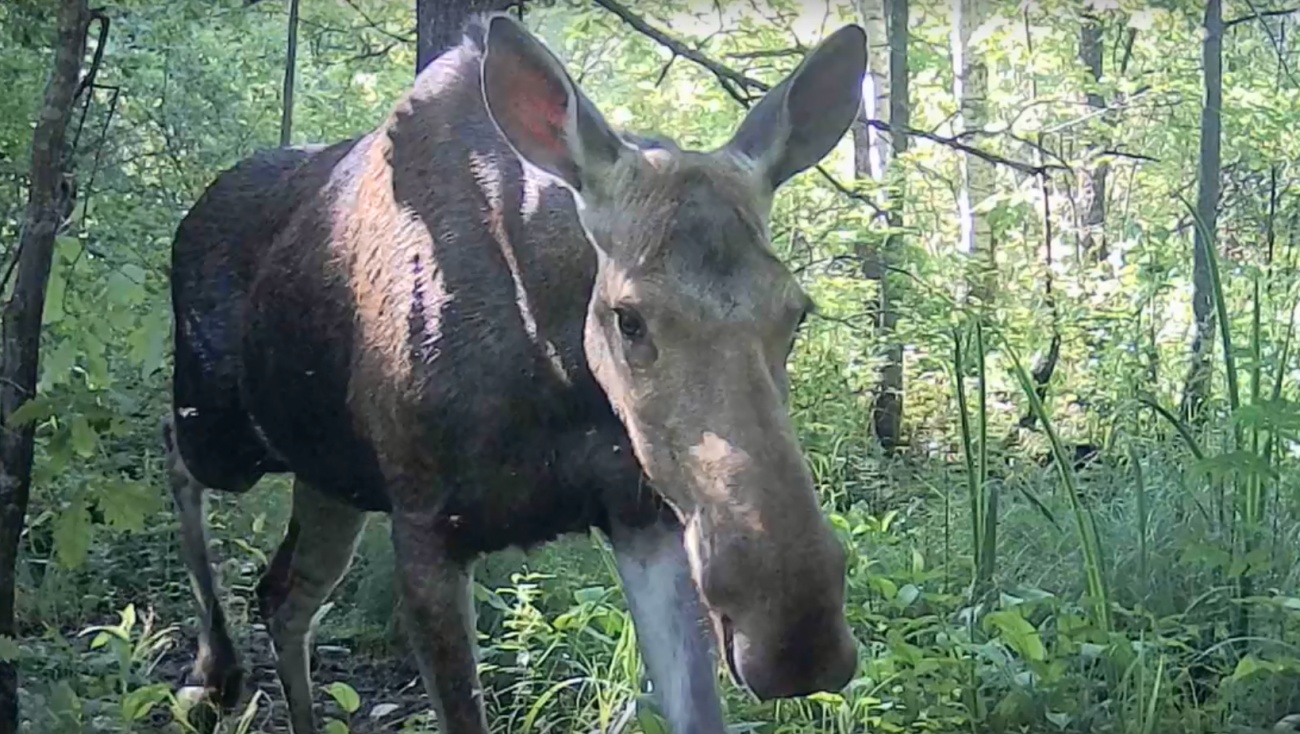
[258,478,366,734]
[165,420,244,721]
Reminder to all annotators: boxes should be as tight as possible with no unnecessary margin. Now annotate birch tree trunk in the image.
[0,1,89,729]
[952,0,995,306]
[1180,0,1223,422]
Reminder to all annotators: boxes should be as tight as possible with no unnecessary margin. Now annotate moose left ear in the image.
[480,13,624,196]
[721,24,868,191]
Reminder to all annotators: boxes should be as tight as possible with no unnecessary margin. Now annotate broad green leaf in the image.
[7,395,54,427]
[53,498,92,569]
[323,720,350,734]
[106,270,146,306]
[122,683,172,721]
[127,308,170,378]
[100,481,164,533]
[54,235,80,263]
[324,682,361,714]
[42,266,66,325]
[69,414,96,458]
[1230,655,1274,682]
[40,338,77,386]
[984,610,1046,662]
[0,636,19,662]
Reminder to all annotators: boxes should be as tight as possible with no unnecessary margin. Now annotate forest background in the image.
[3,0,1300,732]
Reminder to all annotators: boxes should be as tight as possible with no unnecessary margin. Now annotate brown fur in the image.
[165,13,867,733]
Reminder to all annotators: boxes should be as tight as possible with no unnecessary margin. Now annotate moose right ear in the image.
[480,14,624,196]
[721,24,867,192]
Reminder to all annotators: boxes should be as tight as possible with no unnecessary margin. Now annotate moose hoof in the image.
[176,663,245,733]
[176,685,220,734]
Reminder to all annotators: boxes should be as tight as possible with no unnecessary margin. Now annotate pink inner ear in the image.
[504,63,569,160]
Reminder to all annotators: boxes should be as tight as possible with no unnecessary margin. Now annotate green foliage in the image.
[5,0,1300,732]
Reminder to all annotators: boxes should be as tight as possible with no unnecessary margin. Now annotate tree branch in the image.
[1237,0,1299,88]
[591,0,766,101]
[340,0,414,45]
[0,1,89,728]
[1225,6,1298,28]
[592,0,1056,177]
[727,46,806,60]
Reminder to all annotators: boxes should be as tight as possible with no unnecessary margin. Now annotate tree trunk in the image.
[851,0,908,451]
[1077,11,1109,263]
[1180,0,1223,422]
[0,1,89,730]
[874,0,909,450]
[279,0,299,147]
[417,0,520,74]
[952,0,995,306]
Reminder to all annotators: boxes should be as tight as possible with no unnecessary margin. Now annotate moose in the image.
[164,12,867,734]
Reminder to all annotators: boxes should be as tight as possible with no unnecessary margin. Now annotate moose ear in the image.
[481,14,624,195]
[721,24,867,191]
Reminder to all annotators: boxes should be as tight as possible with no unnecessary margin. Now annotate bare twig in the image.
[1238,0,1299,88]
[592,0,1055,177]
[1099,148,1159,163]
[866,119,1061,176]
[727,46,806,60]
[1225,6,1299,28]
[340,0,414,45]
[592,0,766,100]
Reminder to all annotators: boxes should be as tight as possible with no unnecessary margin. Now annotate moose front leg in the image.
[390,510,487,734]
[608,513,727,734]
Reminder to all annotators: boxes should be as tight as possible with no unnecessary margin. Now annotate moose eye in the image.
[614,307,647,341]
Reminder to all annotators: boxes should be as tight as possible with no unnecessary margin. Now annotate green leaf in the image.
[0,636,20,662]
[69,414,97,458]
[7,395,55,427]
[869,575,898,600]
[41,338,77,387]
[1230,654,1273,682]
[106,270,146,306]
[100,481,164,533]
[48,679,83,724]
[42,266,66,325]
[324,682,361,714]
[53,498,92,569]
[323,720,350,734]
[54,235,79,262]
[121,683,172,721]
[984,610,1046,662]
[127,307,169,378]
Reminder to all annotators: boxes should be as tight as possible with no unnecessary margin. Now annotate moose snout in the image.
[730,608,858,700]
[702,522,859,701]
